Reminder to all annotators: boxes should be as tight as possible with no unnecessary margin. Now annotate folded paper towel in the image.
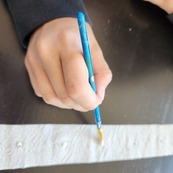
[1,124,173,170]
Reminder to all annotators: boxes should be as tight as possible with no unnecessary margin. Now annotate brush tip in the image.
[98,129,104,146]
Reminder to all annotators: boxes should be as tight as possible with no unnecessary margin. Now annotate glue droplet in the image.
[62,142,68,148]
[16,141,23,148]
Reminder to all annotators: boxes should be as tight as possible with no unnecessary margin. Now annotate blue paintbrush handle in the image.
[77,12,102,129]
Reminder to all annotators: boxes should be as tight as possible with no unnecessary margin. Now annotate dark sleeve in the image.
[168,14,173,24]
[7,0,91,49]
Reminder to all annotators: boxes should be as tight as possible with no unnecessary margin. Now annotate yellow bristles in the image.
[98,129,104,146]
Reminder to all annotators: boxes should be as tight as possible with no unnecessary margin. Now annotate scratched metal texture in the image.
[0,0,173,172]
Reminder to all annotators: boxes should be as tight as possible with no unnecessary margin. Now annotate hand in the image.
[144,0,173,13]
[25,18,112,112]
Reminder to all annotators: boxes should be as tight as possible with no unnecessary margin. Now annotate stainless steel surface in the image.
[1,0,173,172]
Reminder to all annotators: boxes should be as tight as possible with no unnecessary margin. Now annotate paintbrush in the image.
[77,12,104,145]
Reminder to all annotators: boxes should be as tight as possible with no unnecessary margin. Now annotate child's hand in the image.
[145,0,173,13]
[25,18,112,112]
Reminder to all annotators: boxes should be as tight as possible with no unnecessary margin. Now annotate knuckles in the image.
[41,93,71,109]
[58,28,78,46]
[103,68,113,84]
[42,93,57,105]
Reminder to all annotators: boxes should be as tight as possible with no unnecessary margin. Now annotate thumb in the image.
[91,47,112,101]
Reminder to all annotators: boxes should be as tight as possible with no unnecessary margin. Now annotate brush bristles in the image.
[98,129,104,146]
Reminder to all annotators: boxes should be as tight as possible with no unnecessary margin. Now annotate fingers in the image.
[25,51,101,111]
[39,54,87,111]
[90,44,112,100]
[61,51,102,110]
[86,24,112,100]
[25,54,70,109]
[25,58,41,97]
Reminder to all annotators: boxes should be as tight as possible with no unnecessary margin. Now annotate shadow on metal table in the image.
[0,0,173,172]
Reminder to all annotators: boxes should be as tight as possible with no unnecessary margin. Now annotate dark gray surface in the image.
[1,0,173,172]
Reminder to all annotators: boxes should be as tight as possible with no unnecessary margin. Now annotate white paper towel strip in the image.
[1,124,173,170]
